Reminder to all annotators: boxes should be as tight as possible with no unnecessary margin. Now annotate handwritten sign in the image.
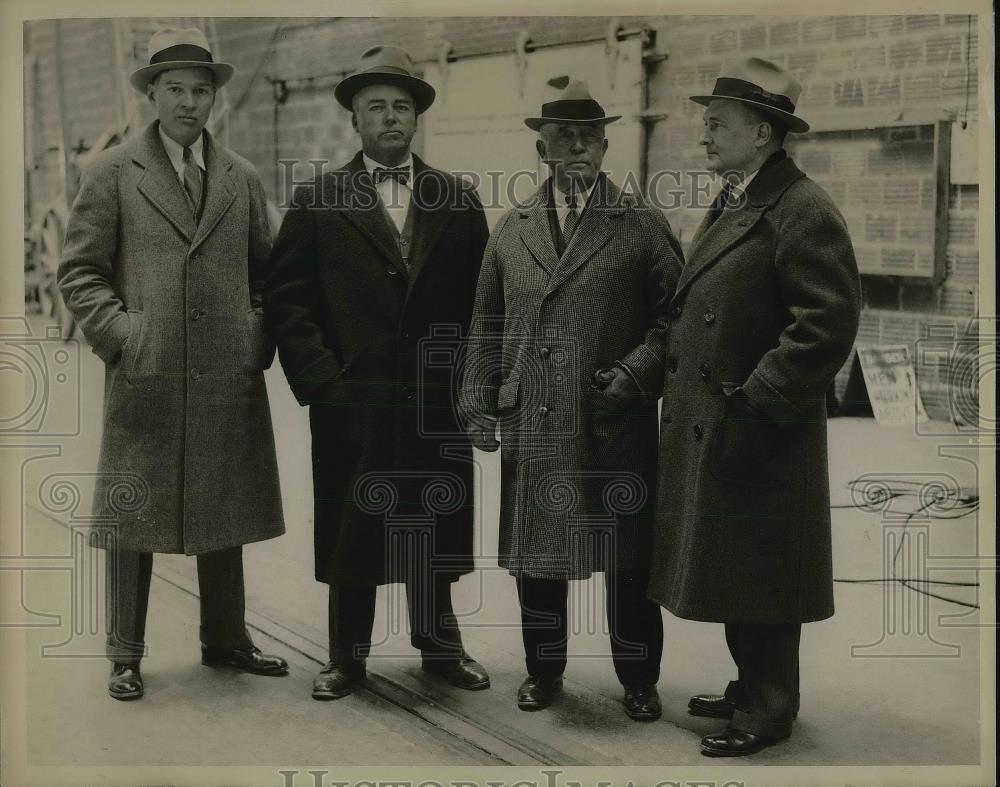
[857,345,928,426]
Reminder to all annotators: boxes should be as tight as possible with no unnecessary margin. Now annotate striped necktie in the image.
[561,192,580,252]
[182,146,203,217]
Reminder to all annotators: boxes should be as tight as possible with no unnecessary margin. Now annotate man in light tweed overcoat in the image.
[460,80,683,720]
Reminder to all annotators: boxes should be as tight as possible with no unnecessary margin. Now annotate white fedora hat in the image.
[130,27,234,93]
[690,56,809,133]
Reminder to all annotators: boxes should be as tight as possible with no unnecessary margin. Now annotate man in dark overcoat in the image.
[460,81,683,719]
[265,45,491,699]
[57,28,288,700]
[648,57,862,756]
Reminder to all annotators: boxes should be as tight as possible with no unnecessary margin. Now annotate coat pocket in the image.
[708,391,789,486]
[582,387,633,471]
[121,310,146,384]
[245,308,276,373]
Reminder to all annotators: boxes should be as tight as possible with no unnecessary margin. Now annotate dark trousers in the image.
[723,622,801,738]
[516,572,663,686]
[328,574,463,663]
[105,546,253,665]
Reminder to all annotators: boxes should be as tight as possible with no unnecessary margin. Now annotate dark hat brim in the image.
[334,71,436,114]
[690,94,809,133]
[130,61,234,93]
[524,114,621,131]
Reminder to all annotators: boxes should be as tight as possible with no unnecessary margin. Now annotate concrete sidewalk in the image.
[12,316,988,771]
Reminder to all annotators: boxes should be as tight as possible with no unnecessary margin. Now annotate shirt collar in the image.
[553,177,596,213]
[158,124,205,176]
[363,153,413,181]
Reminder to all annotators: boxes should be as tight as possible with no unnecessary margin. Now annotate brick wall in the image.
[24,14,982,423]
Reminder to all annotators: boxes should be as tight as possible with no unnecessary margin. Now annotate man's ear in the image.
[754,121,773,150]
[351,113,359,133]
[602,137,609,155]
[146,82,156,104]
[535,137,546,161]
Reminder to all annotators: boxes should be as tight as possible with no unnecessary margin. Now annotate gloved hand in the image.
[465,414,500,452]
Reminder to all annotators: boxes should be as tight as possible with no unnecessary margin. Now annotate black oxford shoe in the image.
[624,684,662,721]
[312,660,366,700]
[688,693,736,718]
[516,675,563,711]
[108,662,143,700]
[201,645,289,676]
[700,729,783,757]
[421,651,490,690]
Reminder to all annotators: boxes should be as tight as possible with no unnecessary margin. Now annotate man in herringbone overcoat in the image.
[57,28,288,700]
[461,81,683,719]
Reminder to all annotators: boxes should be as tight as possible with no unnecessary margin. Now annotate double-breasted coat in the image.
[460,175,683,580]
[647,153,861,624]
[57,121,285,555]
[265,152,489,586]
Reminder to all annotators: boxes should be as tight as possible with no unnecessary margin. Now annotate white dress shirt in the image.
[363,153,413,235]
[158,125,205,185]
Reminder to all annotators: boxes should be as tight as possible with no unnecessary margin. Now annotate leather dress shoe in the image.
[421,651,490,690]
[688,693,736,718]
[312,660,366,700]
[108,662,143,700]
[700,729,783,757]
[624,684,661,721]
[516,675,562,711]
[201,645,289,676]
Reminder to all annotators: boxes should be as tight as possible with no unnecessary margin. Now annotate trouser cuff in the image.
[730,708,793,739]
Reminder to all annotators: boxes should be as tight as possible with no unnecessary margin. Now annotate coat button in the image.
[670,305,682,321]
[386,265,399,276]
[704,310,716,324]
[668,357,678,374]
[538,406,549,417]
[190,367,201,380]
[539,346,550,359]
[190,308,201,321]
[693,424,703,440]
[700,363,711,381]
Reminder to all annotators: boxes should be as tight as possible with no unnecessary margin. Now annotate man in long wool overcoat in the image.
[648,57,862,756]
[57,28,288,700]
[265,46,491,700]
[460,81,683,719]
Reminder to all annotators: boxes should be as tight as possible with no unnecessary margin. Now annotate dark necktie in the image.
[705,181,735,227]
[373,166,410,186]
[182,146,203,217]
[561,192,581,251]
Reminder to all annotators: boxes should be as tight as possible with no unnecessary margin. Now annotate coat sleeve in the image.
[247,172,273,310]
[741,184,862,423]
[458,210,511,420]
[618,205,684,399]
[264,184,346,407]
[56,153,130,364]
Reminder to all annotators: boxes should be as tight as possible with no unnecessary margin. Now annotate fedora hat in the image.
[334,45,436,114]
[690,56,809,133]
[130,27,234,93]
[524,80,621,131]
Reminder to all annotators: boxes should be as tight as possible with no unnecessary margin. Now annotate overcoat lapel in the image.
[406,155,454,286]
[133,122,197,243]
[191,132,236,252]
[517,182,560,277]
[334,152,409,274]
[674,157,807,300]
[545,174,620,296]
